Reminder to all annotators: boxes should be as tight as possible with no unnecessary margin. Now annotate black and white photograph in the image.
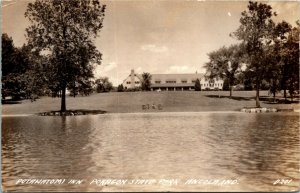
[1,0,300,192]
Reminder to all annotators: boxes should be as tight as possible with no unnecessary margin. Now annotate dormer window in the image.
[166,80,176,83]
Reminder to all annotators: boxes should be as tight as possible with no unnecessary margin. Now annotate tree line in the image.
[205,1,299,107]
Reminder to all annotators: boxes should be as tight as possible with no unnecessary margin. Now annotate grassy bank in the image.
[2,91,299,115]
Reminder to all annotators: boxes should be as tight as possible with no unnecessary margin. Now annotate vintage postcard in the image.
[1,0,300,192]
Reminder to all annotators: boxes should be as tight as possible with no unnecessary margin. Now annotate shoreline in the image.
[2,109,299,117]
[2,91,299,117]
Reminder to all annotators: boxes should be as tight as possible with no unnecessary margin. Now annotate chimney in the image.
[131,69,135,88]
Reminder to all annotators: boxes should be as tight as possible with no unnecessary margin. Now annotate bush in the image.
[124,87,142,92]
[117,84,124,92]
[95,77,113,93]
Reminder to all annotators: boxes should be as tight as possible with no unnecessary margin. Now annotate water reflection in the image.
[2,112,299,192]
[2,116,99,191]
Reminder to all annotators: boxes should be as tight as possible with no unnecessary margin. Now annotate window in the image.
[155,80,161,84]
[181,80,187,83]
[135,81,140,84]
[166,80,176,83]
[126,81,131,84]
[192,80,196,83]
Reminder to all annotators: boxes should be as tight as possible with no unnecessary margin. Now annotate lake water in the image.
[2,112,299,192]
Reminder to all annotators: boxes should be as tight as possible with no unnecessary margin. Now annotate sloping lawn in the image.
[2,91,299,115]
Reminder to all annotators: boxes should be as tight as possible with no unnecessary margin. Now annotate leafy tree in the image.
[280,22,299,102]
[262,21,290,101]
[205,44,245,97]
[262,20,299,102]
[95,77,113,93]
[2,34,31,100]
[25,0,106,112]
[69,79,94,96]
[231,1,276,107]
[141,72,152,91]
[117,84,124,92]
[194,79,201,91]
[2,34,17,76]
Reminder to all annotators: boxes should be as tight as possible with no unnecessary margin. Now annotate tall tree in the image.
[194,79,201,91]
[21,46,49,99]
[231,1,276,107]
[25,0,106,112]
[2,34,17,77]
[2,34,30,100]
[205,44,245,97]
[141,72,152,91]
[280,22,299,102]
[264,21,291,101]
[263,20,299,102]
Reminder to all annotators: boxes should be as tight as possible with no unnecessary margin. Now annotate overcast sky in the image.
[2,0,300,85]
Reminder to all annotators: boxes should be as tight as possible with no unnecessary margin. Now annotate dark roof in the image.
[151,83,195,88]
[150,73,204,80]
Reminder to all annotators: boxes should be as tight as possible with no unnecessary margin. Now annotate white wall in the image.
[200,78,223,90]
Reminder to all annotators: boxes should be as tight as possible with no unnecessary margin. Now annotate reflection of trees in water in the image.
[203,114,299,191]
[235,114,299,191]
[2,116,97,184]
[2,114,299,192]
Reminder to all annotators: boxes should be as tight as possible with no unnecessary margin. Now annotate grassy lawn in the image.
[2,90,299,115]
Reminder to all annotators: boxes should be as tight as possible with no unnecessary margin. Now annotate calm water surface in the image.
[2,112,299,192]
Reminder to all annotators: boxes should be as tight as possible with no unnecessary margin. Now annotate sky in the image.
[2,0,300,85]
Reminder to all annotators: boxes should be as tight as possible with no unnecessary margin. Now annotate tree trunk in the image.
[73,81,76,98]
[61,83,66,112]
[255,79,260,108]
[273,81,276,102]
[282,68,287,103]
[229,84,232,98]
[290,88,294,102]
[283,88,287,103]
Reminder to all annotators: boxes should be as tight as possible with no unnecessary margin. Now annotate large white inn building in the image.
[122,69,224,91]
